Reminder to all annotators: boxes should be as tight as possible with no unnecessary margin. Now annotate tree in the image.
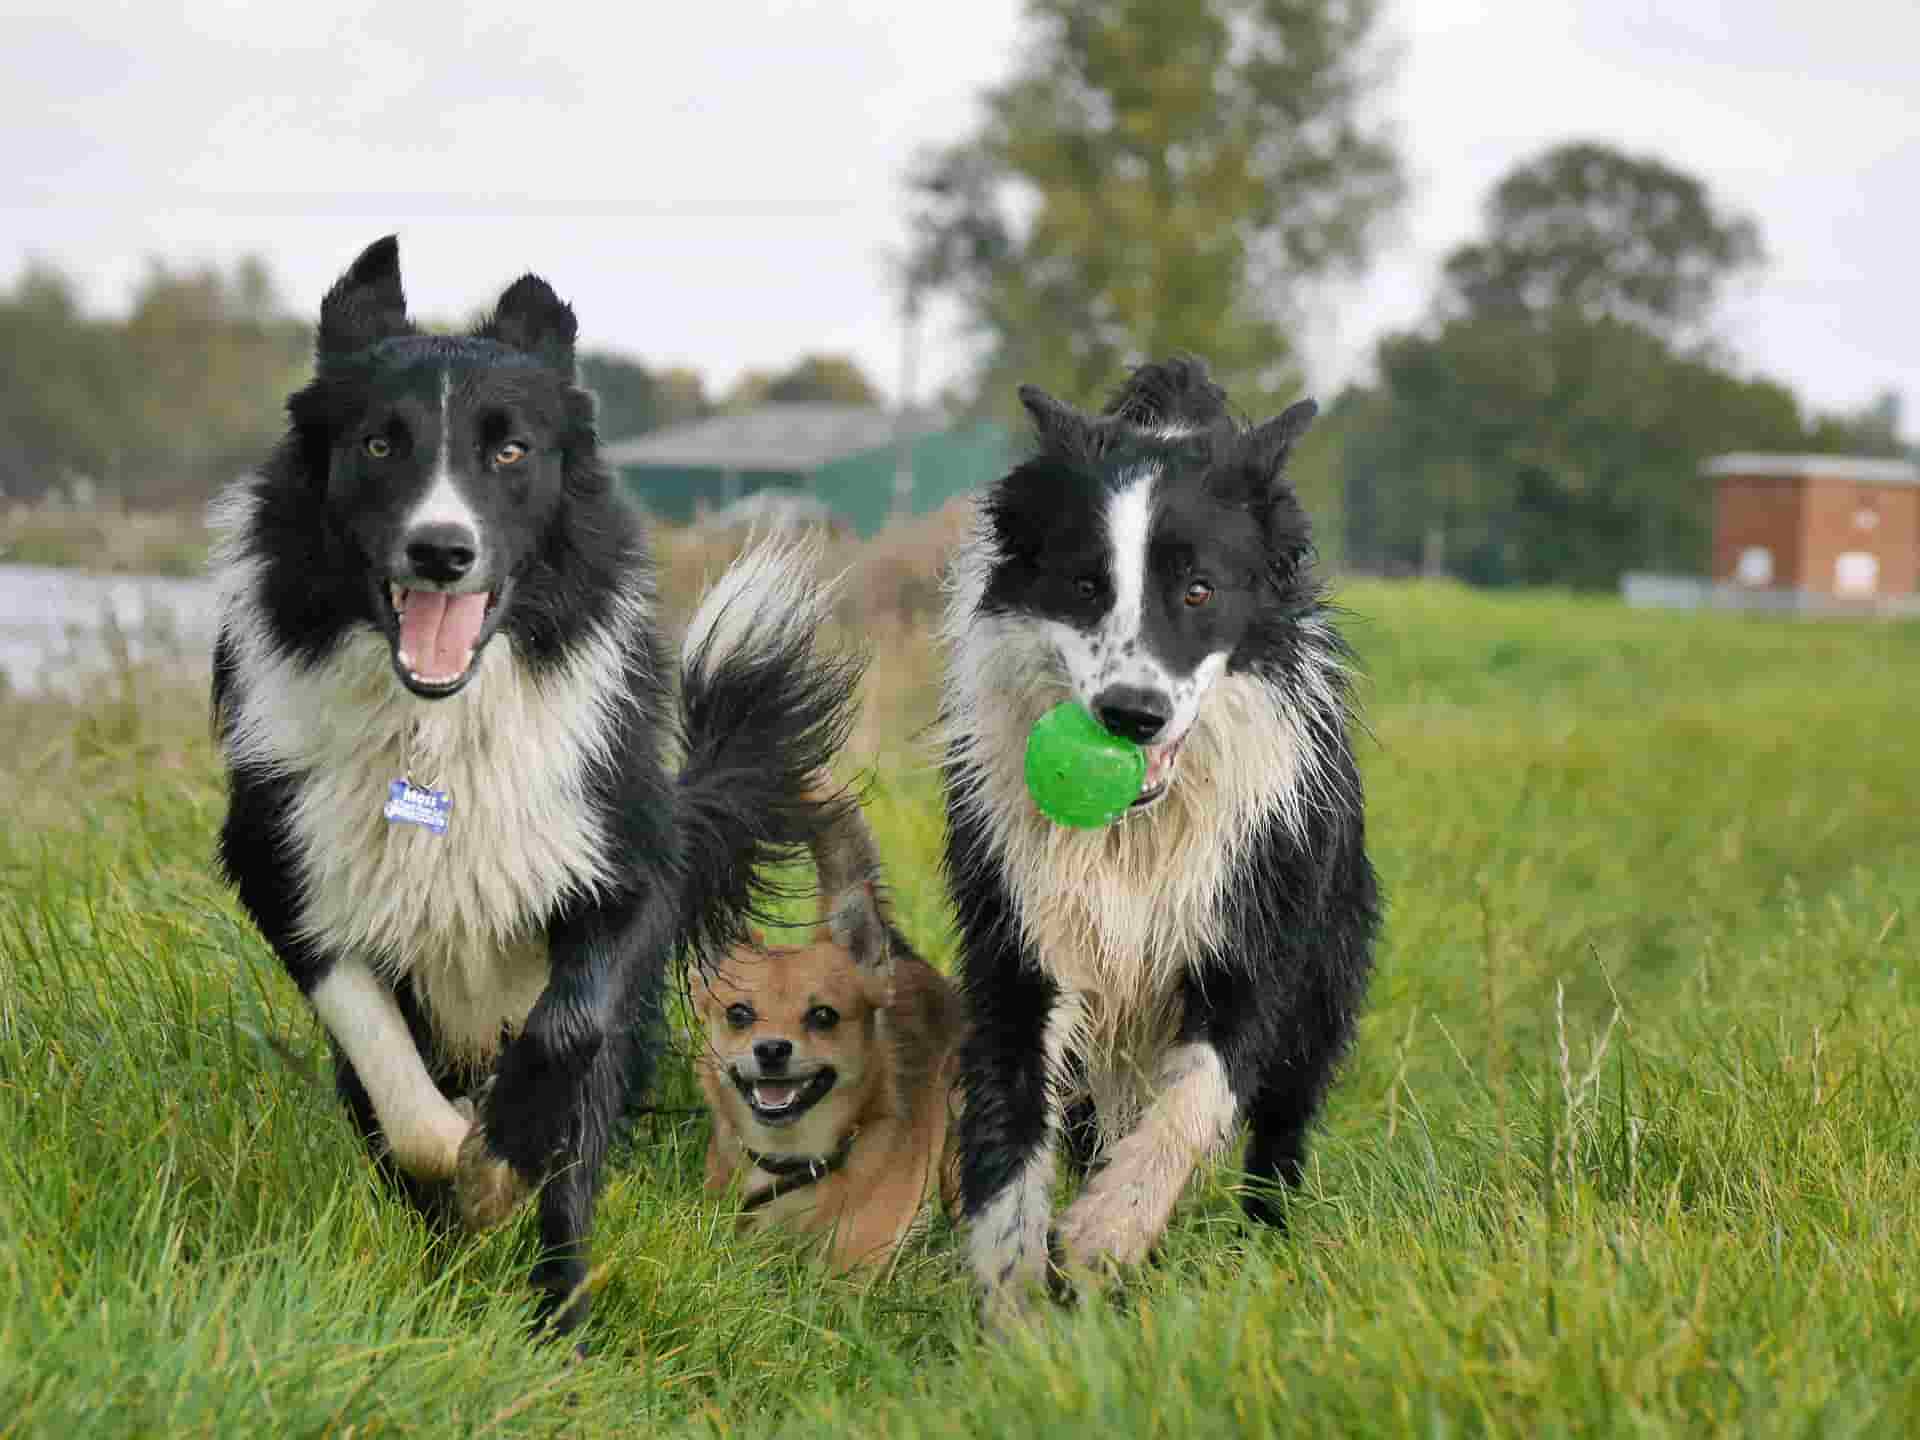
[764,354,880,406]
[721,353,881,411]
[1440,141,1762,340]
[1341,312,1807,585]
[1339,143,1815,587]
[578,352,666,442]
[0,257,306,505]
[1804,388,1907,459]
[908,0,1403,417]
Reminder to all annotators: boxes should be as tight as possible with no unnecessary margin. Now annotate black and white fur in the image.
[210,236,858,1336]
[940,356,1378,1318]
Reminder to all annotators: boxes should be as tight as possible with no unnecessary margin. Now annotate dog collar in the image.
[740,1129,859,1213]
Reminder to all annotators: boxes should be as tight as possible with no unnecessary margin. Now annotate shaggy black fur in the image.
[213,236,858,1337]
[943,355,1378,1301]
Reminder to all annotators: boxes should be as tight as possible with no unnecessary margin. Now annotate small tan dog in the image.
[696,781,962,1270]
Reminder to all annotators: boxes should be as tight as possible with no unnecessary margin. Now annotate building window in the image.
[1835,551,1879,597]
[1735,546,1774,586]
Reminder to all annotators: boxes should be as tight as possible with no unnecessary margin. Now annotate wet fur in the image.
[211,237,858,1337]
[940,356,1379,1315]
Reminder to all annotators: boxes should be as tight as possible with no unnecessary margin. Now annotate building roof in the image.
[602,404,945,473]
[1701,453,1920,486]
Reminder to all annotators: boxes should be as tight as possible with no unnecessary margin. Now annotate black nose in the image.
[403,523,478,583]
[753,1038,793,1070]
[1093,685,1172,745]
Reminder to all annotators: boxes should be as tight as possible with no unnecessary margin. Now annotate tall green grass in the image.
[3,580,1916,1436]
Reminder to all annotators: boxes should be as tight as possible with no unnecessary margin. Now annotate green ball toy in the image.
[1023,701,1147,829]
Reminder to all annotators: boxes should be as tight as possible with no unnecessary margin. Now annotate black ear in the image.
[1249,398,1318,479]
[317,235,412,365]
[1018,383,1091,454]
[478,274,577,376]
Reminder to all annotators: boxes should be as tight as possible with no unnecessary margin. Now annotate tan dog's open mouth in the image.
[730,1066,838,1127]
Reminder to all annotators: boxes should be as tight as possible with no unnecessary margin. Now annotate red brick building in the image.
[1705,453,1920,605]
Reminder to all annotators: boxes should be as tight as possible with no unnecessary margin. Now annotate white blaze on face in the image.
[1105,473,1155,661]
[1047,470,1158,706]
[1046,470,1227,755]
[402,367,485,575]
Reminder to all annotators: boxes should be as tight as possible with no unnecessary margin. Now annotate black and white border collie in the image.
[940,356,1378,1319]
[210,236,858,1336]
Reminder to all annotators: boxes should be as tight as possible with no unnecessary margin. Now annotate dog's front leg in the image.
[957,948,1073,1325]
[1053,1039,1238,1274]
[458,888,671,1336]
[308,956,473,1183]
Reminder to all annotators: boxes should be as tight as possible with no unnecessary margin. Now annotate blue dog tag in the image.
[384,778,452,835]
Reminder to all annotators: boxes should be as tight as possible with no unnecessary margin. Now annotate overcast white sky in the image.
[4,0,1914,429]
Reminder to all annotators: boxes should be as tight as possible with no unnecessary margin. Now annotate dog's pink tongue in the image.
[398,590,487,680]
[755,1081,801,1106]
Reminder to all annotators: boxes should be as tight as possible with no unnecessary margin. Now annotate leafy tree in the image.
[578,353,723,442]
[119,258,309,498]
[579,352,664,442]
[0,265,117,498]
[1804,388,1907,459]
[722,353,881,411]
[764,354,880,406]
[1440,140,1763,339]
[908,0,1403,417]
[1339,142,1821,587]
[0,257,305,505]
[1341,312,1807,585]
[652,367,712,428]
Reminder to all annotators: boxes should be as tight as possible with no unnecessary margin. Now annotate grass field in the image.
[3,565,1918,1437]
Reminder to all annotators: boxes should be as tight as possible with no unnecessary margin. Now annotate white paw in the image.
[1055,1180,1157,1271]
[453,1109,532,1232]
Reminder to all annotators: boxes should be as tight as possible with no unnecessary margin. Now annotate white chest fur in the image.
[942,537,1347,1118]
[216,530,645,1064]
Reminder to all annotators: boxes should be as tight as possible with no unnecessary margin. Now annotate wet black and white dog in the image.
[940,357,1378,1318]
[210,236,857,1335]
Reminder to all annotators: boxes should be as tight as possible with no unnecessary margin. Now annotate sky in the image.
[4,0,1914,430]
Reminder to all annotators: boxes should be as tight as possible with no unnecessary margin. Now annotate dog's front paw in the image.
[454,1108,534,1232]
[978,1272,1051,1334]
[1055,1180,1157,1274]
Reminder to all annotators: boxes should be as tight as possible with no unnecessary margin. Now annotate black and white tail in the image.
[673,537,866,965]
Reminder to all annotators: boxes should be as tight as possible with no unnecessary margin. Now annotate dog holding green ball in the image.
[939,355,1379,1323]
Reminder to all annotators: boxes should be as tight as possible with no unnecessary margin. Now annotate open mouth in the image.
[1130,733,1187,810]
[382,577,513,698]
[730,1066,837,1127]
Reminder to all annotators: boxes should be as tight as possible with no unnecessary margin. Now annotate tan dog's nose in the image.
[753,1037,794,1069]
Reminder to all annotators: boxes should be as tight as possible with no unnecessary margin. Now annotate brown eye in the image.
[1184,579,1214,608]
[725,1003,754,1030]
[805,1005,840,1031]
[364,436,390,459]
[494,441,527,467]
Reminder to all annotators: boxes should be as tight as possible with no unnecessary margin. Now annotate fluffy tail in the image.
[674,536,866,967]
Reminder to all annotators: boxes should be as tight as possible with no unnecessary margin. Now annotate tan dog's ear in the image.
[808,775,889,927]
[829,880,892,984]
